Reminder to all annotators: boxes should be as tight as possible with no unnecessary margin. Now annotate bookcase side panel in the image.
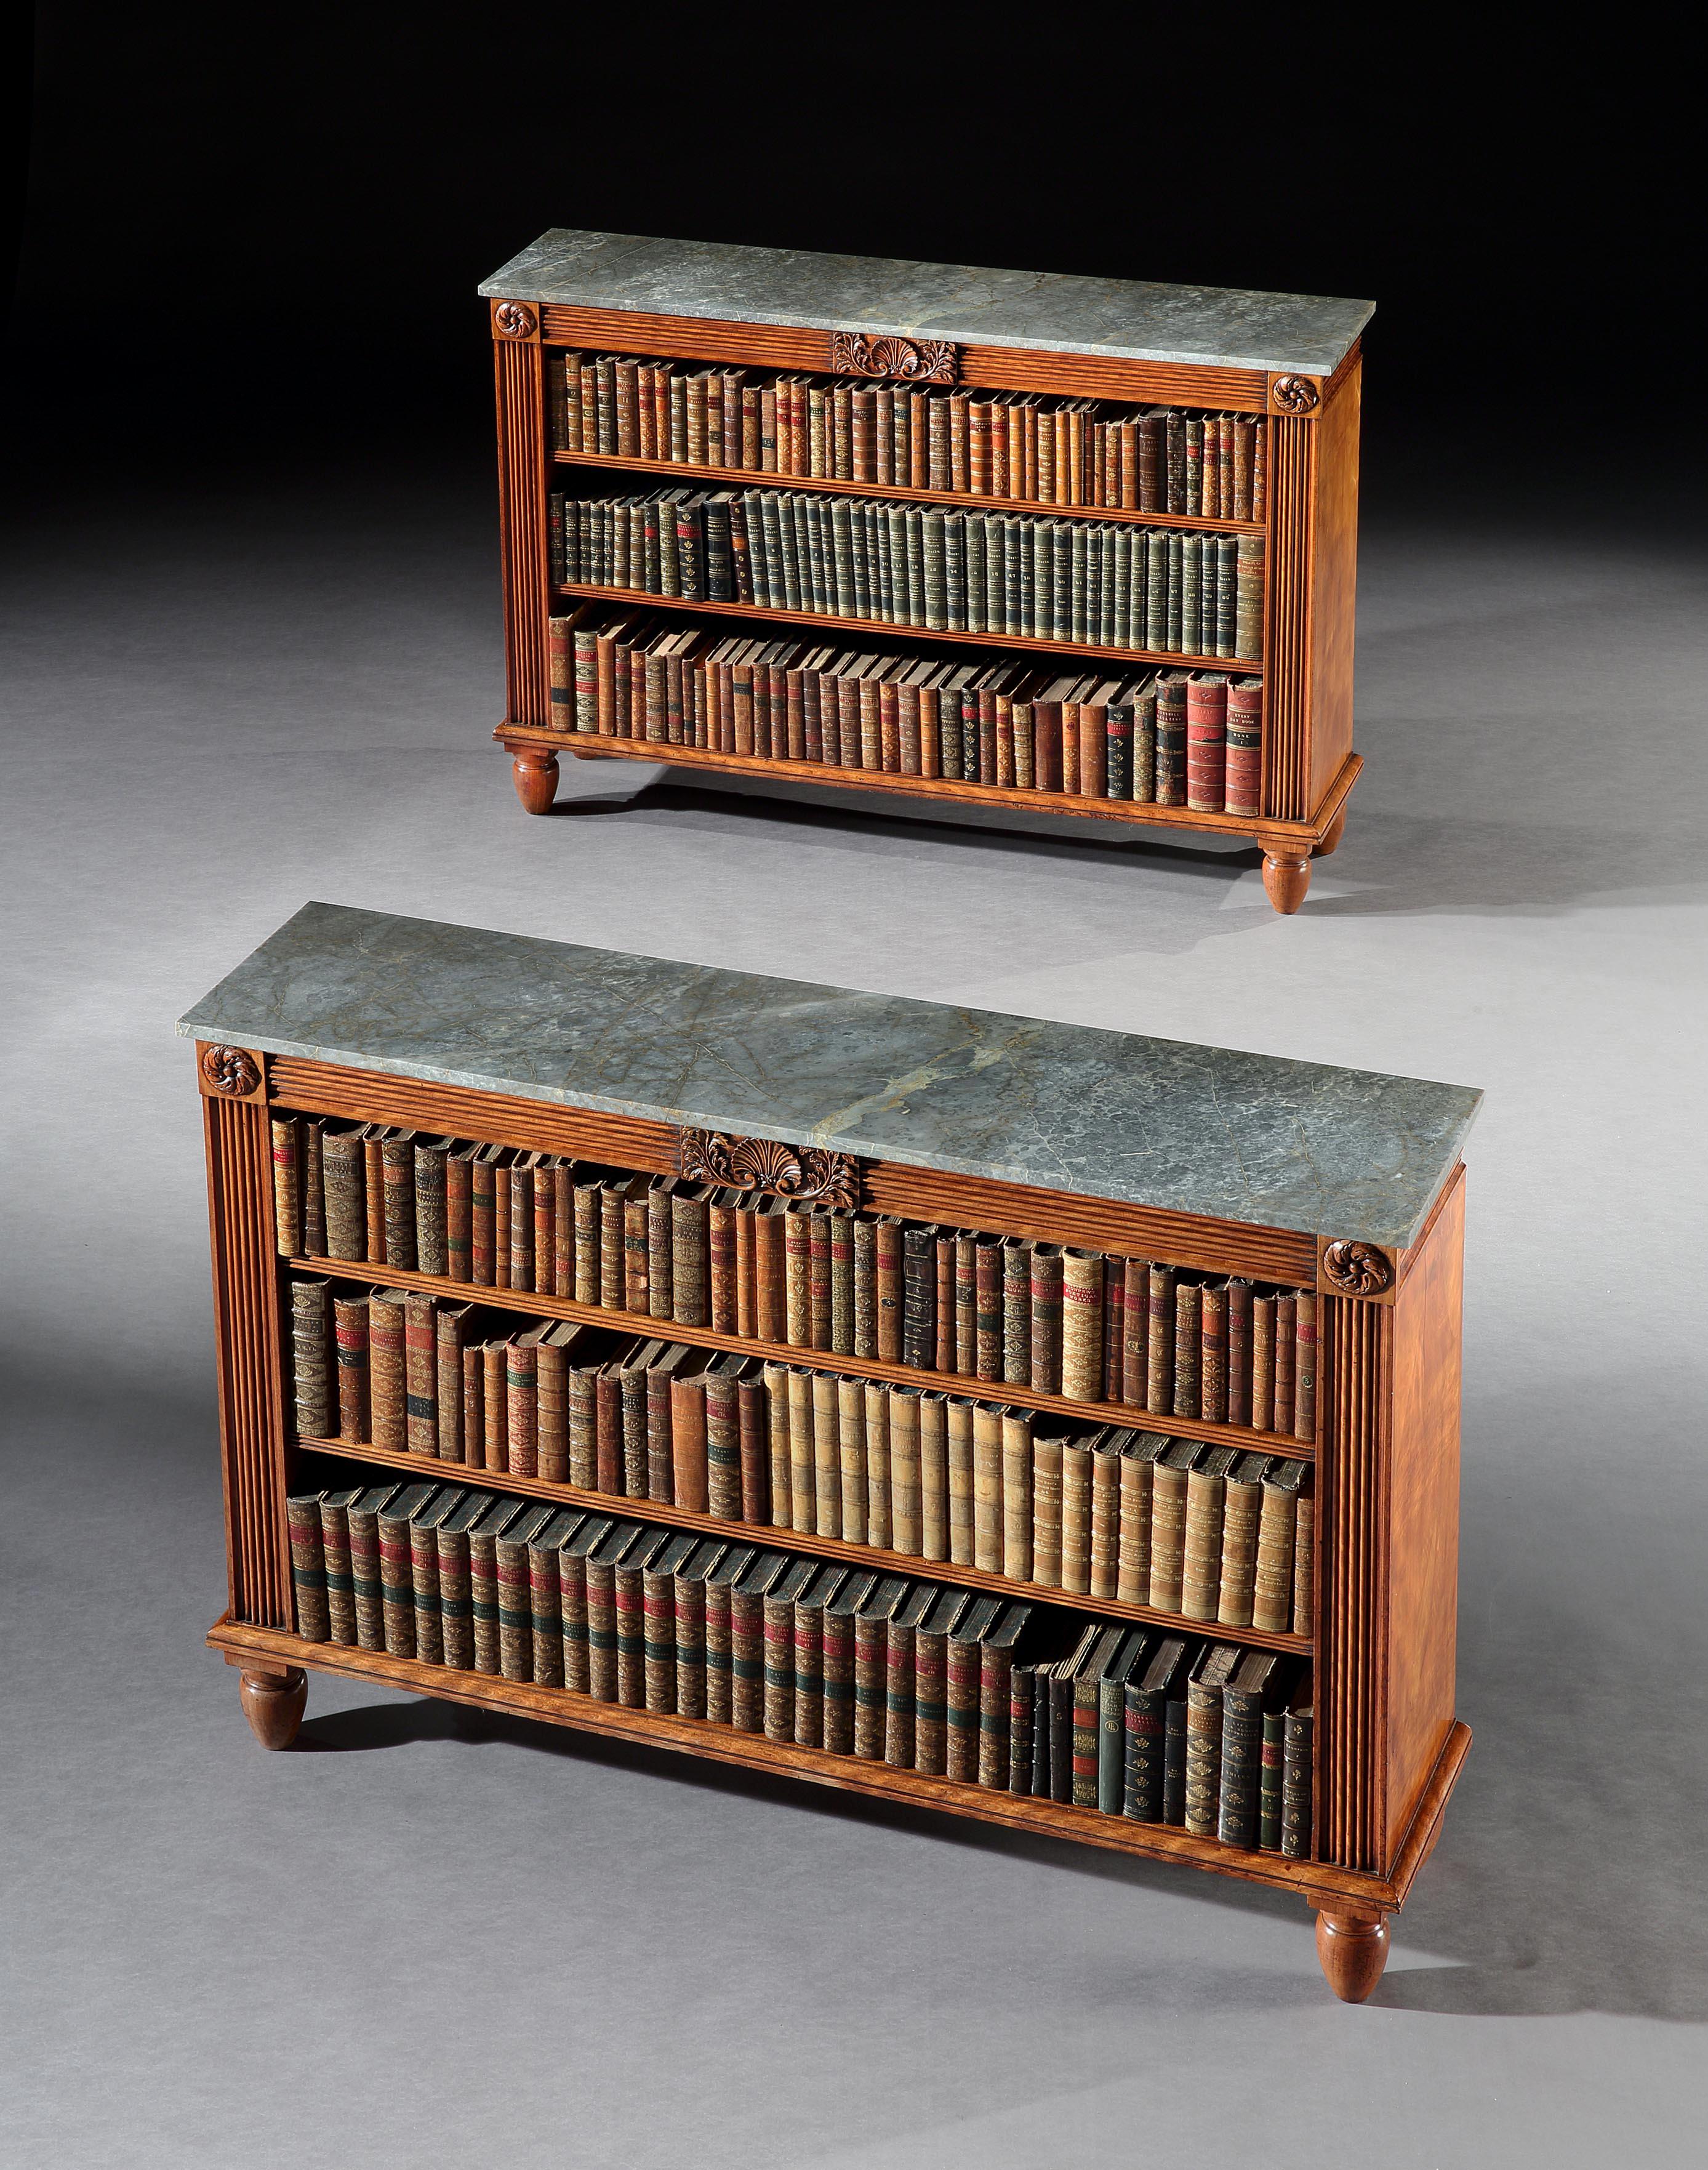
[201,1087,291,1626]
[1307,359,1361,818]
[1382,1168,1464,1870]
[495,336,550,728]
[1262,416,1316,822]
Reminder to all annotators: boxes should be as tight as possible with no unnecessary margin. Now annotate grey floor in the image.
[3,442,1705,2167]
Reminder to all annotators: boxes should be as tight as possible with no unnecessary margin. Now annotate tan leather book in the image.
[1251,1456,1304,1631]
[572,1178,602,1305]
[317,1487,363,1646]
[1001,1239,1032,1386]
[1059,1433,1096,1594]
[1173,1281,1203,1420]
[1089,1432,1125,1598]
[1031,1433,1065,1587]
[875,1217,904,1362]
[321,1123,366,1262]
[1294,1292,1317,1443]
[270,1117,302,1256]
[945,1398,976,1565]
[460,1343,484,1466]
[286,1490,329,1641]
[403,1290,438,1457]
[786,1368,816,1535]
[377,1133,417,1275]
[1252,1294,1276,1431]
[1000,1412,1033,1583]
[1292,1490,1315,1636]
[332,1292,370,1444]
[1273,1294,1297,1437]
[837,1376,868,1546]
[864,1382,892,1551]
[1116,1433,1171,1602]
[414,1137,452,1279]
[495,1502,555,1683]
[971,1402,1004,1572]
[733,1196,757,1338]
[362,1129,387,1265]
[1182,1444,1238,1620]
[567,1354,599,1490]
[800,1369,835,1536]
[784,1206,812,1348]
[888,1388,923,1556]
[289,1277,332,1441]
[481,1341,509,1473]
[597,1181,626,1309]
[1147,1437,1201,1612]
[1146,1264,1176,1415]
[1200,1280,1229,1424]
[919,1395,950,1562]
[434,1303,470,1463]
[1061,1250,1105,1404]
[707,1187,737,1331]
[302,1119,326,1256]
[761,1362,792,1527]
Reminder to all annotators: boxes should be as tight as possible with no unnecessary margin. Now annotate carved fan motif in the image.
[830,331,959,385]
[492,300,538,339]
[678,1128,861,1210]
[1272,374,1320,414]
[200,1045,261,1097]
[1321,1239,1392,1296]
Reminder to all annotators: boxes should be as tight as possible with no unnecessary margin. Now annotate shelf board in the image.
[209,1613,1356,1901]
[292,1434,1313,1656]
[284,1252,1315,1465]
[551,448,1265,534]
[548,581,1261,675]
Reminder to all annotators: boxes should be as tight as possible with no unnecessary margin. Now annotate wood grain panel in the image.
[540,305,827,368]
[494,335,549,727]
[1318,1291,1390,1870]
[1262,414,1315,822]
[1383,1167,1463,1871]
[202,1091,290,1626]
[1307,358,1361,816]
[207,1614,1389,1905]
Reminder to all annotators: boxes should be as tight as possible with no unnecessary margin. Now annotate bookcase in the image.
[478,230,1373,914]
[181,902,1478,2001]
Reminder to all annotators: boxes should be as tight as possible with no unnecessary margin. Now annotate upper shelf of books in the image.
[178,906,1477,1248]
[478,230,1376,380]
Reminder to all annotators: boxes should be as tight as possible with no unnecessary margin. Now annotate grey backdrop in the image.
[2,436,1704,2166]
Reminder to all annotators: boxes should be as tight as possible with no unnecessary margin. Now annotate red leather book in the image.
[1225,677,1264,818]
[1185,672,1229,813]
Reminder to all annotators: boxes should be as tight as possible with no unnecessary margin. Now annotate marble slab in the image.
[179,905,1478,1249]
[479,229,1373,378]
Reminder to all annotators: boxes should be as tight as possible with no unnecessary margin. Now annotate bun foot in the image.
[1315,1907,1390,2002]
[1313,805,1347,857]
[511,745,559,814]
[1261,846,1313,914]
[239,1665,307,1750]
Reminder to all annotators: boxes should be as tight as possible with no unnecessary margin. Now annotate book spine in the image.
[529,1543,563,1687]
[1146,1266,1176,1417]
[1225,677,1264,818]
[853,1602,888,1759]
[979,1642,1014,1790]
[836,1376,867,1546]
[1029,1248,1063,1394]
[1060,1251,1103,1403]
[468,1525,503,1674]
[1123,1686,1165,1821]
[367,1293,406,1452]
[792,1595,825,1749]
[1173,1281,1202,1420]
[822,1596,855,1756]
[1059,1439,1093,1595]
[1295,1292,1317,1443]
[536,1340,567,1483]
[1281,1709,1313,1857]
[704,1575,732,1724]
[1000,1413,1033,1584]
[706,1372,742,1521]
[1116,1450,1153,1603]
[1252,1295,1276,1431]
[612,1554,650,1706]
[584,1557,617,1700]
[864,1382,892,1550]
[942,1631,979,1783]
[641,1563,678,1714]
[348,1499,387,1653]
[883,1613,917,1769]
[286,1494,329,1640]
[495,1533,535,1683]
[1273,1293,1297,1437]
[1181,1463,1226,1621]
[445,1154,472,1284]
[270,1118,302,1255]
[289,1279,332,1441]
[918,1397,948,1562]
[332,1294,369,1444]
[1201,1281,1229,1424]
[1253,1476,1298,1634]
[1148,1458,1189,1613]
[1184,1677,1224,1838]
[1259,1710,1285,1850]
[436,1523,472,1670]
[1217,1684,1264,1847]
[402,1291,437,1456]
[410,1509,444,1666]
[761,1590,796,1742]
[1071,1671,1101,1808]
[946,1400,975,1565]
[1031,1434,1063,1587]
[567,1366,598,1490]
[1293,1493,1315,1635]
[875,1220,902,1361]
[673,1562,707,1719]
[1089,1446,1121,1600]
[731,1585,768,1732]
[1003,1243,1031,1385]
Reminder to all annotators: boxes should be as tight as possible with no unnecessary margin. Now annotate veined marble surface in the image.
[178,904,1477,1248]
[479,229,1374,377]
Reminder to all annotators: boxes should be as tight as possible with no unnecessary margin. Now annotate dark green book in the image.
[1008,1663,1038,1794]
[1281,1690,1314,1859]
[1217,1649,1282,1849]
[1123,1634,1190,1822]
[1052,1622,1102,1804]
[1097,1628,1152,1815]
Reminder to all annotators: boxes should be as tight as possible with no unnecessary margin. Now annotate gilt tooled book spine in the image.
[1029,1247,1064,1395]
[1173,1280,1203,1421]
[470,1154,496,1286]
[1102,1260,1124,1401]
[443,1150,473,1285]
[409,1139,447,1277]
[1181,1451,1233,1621]
[1259,1709,1286,1851]
[533,1336,567,1484]
[289,1277,332,1441]
[1001,1240,1031,1386]
[317,1489,361,1646]
[1273,1293,1297,1439]
[644,1181,674,1322]
[1292,1493,1315,1636]
[347,1486,398,1654]
[1089,1441,1121,1600]
[332,1293,369,1444]
[1217,1683,1265,1849]
[363,1135,387,1264]
[933,1236,955,1373]
[1059,1438,1093,1596]
[481,1342,509,1473]
[1123,1684,1166,1821]
[622,1194,650,1317]
[408,1490,460,1666]
[1145,1266,1176,1417]
[1251,1294,1276,1433]
[270,1117,302,1256]
[1218,1457,1267,1628]
[1060,1250,1104,1404]
[1225,677,1264,819]
[1031,1434,1064,1588]
[367,1290,407,1452]
[704,1368,741,1522]
[1184,1674,1226,1838]
[1200,1280,1229,1425]
[403,1290,437,1456]
[1115,1444,1153,1604]
[875,1218,903,1363]
[971,1403,1004,1573]
[791,1580,829,1750]
[1252,1460,1302,1633]
[1281,1705,1314,1857]
[1235,534,1265,661]
[1294,1292,1317,1443]
[1008,1666,1037,1793]
[945,1399,975,1565]
[808,1370,840,1538]
[900,1224,936,1370]
[321,1128,365,1261]
[379,1135,417,1273]
[809,1213,835,1352]
[433,1305,468,1463]
[1147,1445,1195,1613]
[286,1492,329,1641]
[999,1412,1033,1584]
[494,1506,553,1683]
[640,1551,682,1716]
[668,1191,708,1328]
[918,1397,949,1562]
[835,1375,867,1547]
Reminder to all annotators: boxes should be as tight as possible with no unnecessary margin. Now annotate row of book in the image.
[287,1479,1312,1850]
[270,1119,1317,1434]
[548,351,1269,521]
[547,603,1264,813]
[289,1282,1314,1635]
[547,487,1267,661]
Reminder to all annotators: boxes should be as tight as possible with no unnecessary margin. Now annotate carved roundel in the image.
[1321,1239,1392,1296]
[200,1044,261,1097]
[493,300,538,339]
[1272,374,1320,414]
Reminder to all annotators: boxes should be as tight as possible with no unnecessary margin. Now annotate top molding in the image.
[478,228,1375,380]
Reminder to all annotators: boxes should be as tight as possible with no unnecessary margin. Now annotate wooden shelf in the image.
[209,1614,1364,1901]
[291,1433,1314,1657]
[283,1251,1316,1465]
[548,580,1261,675]
[552,448,1265,534]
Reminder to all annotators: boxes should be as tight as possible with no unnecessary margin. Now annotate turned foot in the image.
[1261,848,1313,914]
[1315,1907,1390,2002]
[1313,805,1347,857]
[511,745,559,814]
[239,1665,307,1750]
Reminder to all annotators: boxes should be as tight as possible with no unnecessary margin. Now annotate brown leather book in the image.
[739,1375,771,1526]
[1145,1265,1176,1416]
[784,1206,812,1347]
[321,1123,366,1262]
[1118,1258,1149,1405]
[403,1290,438,1456]
[1251,1293,1276,1432]
[792,1564,844,1750]
[809,1211,835,1351]
[1147,1437,1200,1612]
[1154,672,1188,805]
[701,1543,752,1724]
[504,1333,540,1479]
[524,1508,579,1687]
[811,1370,842,1538]
[1061,1249,1105,1404]
[888,1388,923,1555]
[999,1412,1033,1583]
[933,1235,956,1373]
[753,1197,788,1344]
[622,1186,650,1316]
[469,1144,499,1286]
[1184,1641,1243,1837]
[535,1321,578,1482]
[646,1342,692,1504]
[362,1130,387,1264]
[316,1487,362,1645]
[460,1343,484,1467]
[918,1396,950,1561]
[875,1216,904,1362]
[1173,1281,1203,1420]
[854,1577,907,1759]
[836,1376,868,1546]
[1182,1445,1238,1620]
[916,1588,971,1775]
[1117,1432,1170,1602]
[481,1341,510,1473]
[732,1196,756,1338]
[1029,1246,1064,1394]
[597,1181,625,1309]
[433,1490,493,1671]
[1294,1292,1317,1442]
[1001,1239,1032,1386]
[667,1186,709,1327]
[1218,1450,1271,1627]
[945,1398,976,1565]
[289,1277,332,1441]
[852,1216,878,1359]
[1031,1433,1065,1586]
[504,1157,535,1293]
[1200,1280,1229,1424]
[1185,673,1227,811]
[410,1487,463,1666]
[1225,677,1263,818]
[592,1358,625,1494]
[270,1117,302,1256]
[706,1351,749,1521]
[742,1551,796,1736]
[1273,1293,1297,1437]
[332,1292,370,1443]
[301,1119,326,1255]
[706,1187,737,1332]
[614,1527,668,1708]
[494,1502,555,1683]
[444,1145,474,1285]
[884,1581,937,1769]
[1292,1489,1315,1635]
[863,1381,892,1550]
[348,1484,401,1654]
[1226,1280,1254,1428]
[571,1177,601,1305]
[667,1356,711,1515]
[375,1133,416,1274]
[1060,1432,1096,1594]
[286,1490,329,1641]
[1251,1455,1304,1632]
[1089,1433,1123,1598]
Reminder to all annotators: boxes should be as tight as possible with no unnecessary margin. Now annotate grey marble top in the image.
[479,229,1374,378]
[178,905,1477,1249]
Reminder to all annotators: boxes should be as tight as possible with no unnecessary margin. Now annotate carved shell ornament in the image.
[201,1045,261,1096]
[1321,1240,1392,1296]
[679,1128,861,1210]
[493,300,538,339]
[830,331,959,385]
[1271,374,1320,414]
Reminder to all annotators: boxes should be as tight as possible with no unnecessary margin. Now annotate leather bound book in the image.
[1148,1437,1201,1613]
[495,1502,556,1683]
[673,1538,723,1719]
[1029,1246,1064,1395]
[505,1332,540,1478]
[367,1289,407,1452]
[1101,1256,1124,1404]
[740,1374,771,1527]
[379,1134,417,1274]
[553,1513,609,1692]
[944,1593,998,1782]
[947,1234,974,1375]
[1235,534,1265,661]
[793,1565,846,1750]
[1118,1259,1149,1406]
[300,1119,326,1256]
[1251,1294,1276,1433]
[286,1492,329,1641]
[1281,1688,1314,1857]
[1153,673,1188,806]
[619,1340,654,1495]
[1184,1641,1243,1838]
[1064,1625,1113,1805]
[462,1344,486,1469]
[1172,1280,1203,1421]
[971,1402,1004,1572]
[1008,1665,1038,1793]
[1031,1433,1065,1588]
[1097,1629,1150,1815]
[999,1239,1030,1386]
[809,1212,835,1351]
[1059,1433,1095,1595]
[566,1356,599,1490]
[1293,1489,1315,1636]
[321,1124,366,1261]
[1182,1444,1238,1621]
[785,1370,815,1535]
[760,1363,793,1528]
[1163,1693,1189,1825]
[622,1186,651,1316]
[754,1198,788,1345]
[593,1359,625,1495]
[1225,1279,1254,1428]
[977,1602,1031,1789]
[918,1396,950,1562]
[347,1484,400,1654]
[643,1180,674,1321]
[363,1129,388,1264]
[862,1381,892,1551]
[1089,1434,1123,1599]
[1259,1708,1286,1851]
[270,1117,302,1257]
[443,1147,474,1285]
[875,1217,904,1362]
[526,1509,581,1687]
[762,1556,816,1742]
[377,1482,437,1656]
[827,1212,856,1354]
[409,1486,465,1666]
[854,1577,908,1760]
[708,1189,737,1332]
[1000,1411,1033,1583]
[1294,1292,1317,1443]
[1198,1279,1229,1426]
[732,1549,790,1732]
[332,1293,369,1444]
[1145,1265,1175,1417]
[581,1520,631,1700]
[642,1531,696,1714]
[571,1178,601,1306]
[1224,677,1263,818]
[945,1399,976,1565]
[836,1375,867,1546]
[1185,672,1228,813]
[706,1351,747,1521]
[469,1145,499,1287]
[1218,1649,1281,1849]
[481,1341,510,1472]
[468,1497,522,1674]
[1217,1451,1270,1627]
[810,1369,842,1538]
[614,1527,668,1709]
[1253,1457,1305,1633]
[1060,1250,1104,1404]
[701,1543,752,1724]
[434,1490,496,1670]
[784,1207,812,1348]
[1116,1432,1169,1602]
[901,1224,936,1370]
[932,1236,956,1373]
[535,1322,577,1484]
[1123,1634,1189,1822]
[888,1388,922,1555]
[822,1570,873,1756]
[641,1341,686,1503]
[884,1581,937,1770]
[1273,1293,1297,1439]
[410,1137,449,1279]
[849,1215,877,1360]
[734,1196,758,1339]
[289,1277,332,1442]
